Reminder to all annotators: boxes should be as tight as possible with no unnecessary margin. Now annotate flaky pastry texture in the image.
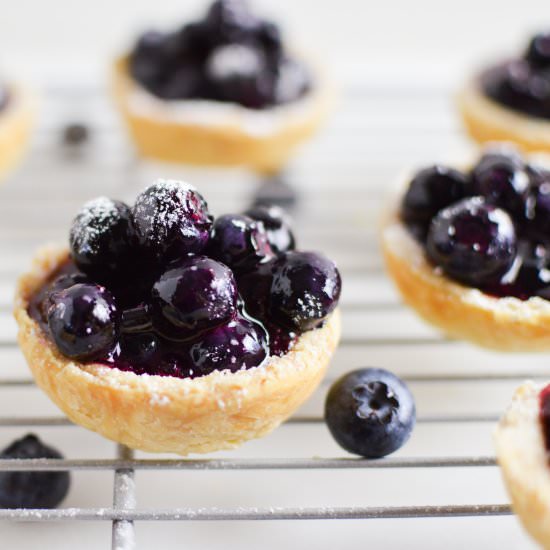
[495,382,550,549]
[14,245,341,455]
[111,57,333,174]
[458,78,550,153]
[382,170,550,351]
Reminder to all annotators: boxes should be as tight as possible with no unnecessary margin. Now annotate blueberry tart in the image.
[0,81,34,181]
[459,32,550,153]
[382,146,550,351]
[495,381,550,548]
[112,0,332,173]
[14,180,341,455]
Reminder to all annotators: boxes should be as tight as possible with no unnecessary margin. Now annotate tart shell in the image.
[458,79,550,153]
[0,84,35,182]
[495,382,550,549]
[14,245,341,455]
[111,57,333,174]
[381,173,550,352]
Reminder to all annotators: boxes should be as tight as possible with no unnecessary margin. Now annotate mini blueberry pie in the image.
[112,0,332,172]
[459,32,550,153]
[382,146,550,351]
[14,180,341,455]
[0,81,34,181]
[495,381,550,548]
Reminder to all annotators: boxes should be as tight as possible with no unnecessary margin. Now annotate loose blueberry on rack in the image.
[426,197,517,287]
[525,32,550,68]
[401,165,470,240]
[0,434,70,509]
[189,315,268,374]
[270,251,341,331]
[244,205,295,253]
[47,283,119,361]
[132,180,212,264]
[325,368,416,458]
[208,214,274,272]
[151,256,238,341]
[471,153,530,220]
[69,197,137,284]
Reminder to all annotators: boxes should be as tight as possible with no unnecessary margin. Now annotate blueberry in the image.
[188,315,268,374]
[119,332,161,372]
[132,180,212,264]
[274,58,311,105]
[244,205,295,253]
[471,153,530,220]
[69,197,137,283]
[204,0,259,42]
[258,21,283,58]
[426,197,517,287]
[151,256,238,341]
[236,258,276,322]
[515,241,550,297]
[47,283,119,361]
[324,368,416,458]
[0,434,70,509]
[156,64,204,100]
[525,33,550,68]
[270,251,341,332]
[205,44,274,108]
[526,167,550,240]
[401,165,470,240]
[208,214,274,272]
[129,31,167,87]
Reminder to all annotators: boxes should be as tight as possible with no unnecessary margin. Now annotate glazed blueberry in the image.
[129,30,167,87]
[189,315,268,374]
[517,242,550,297]
[325,368,416,458]
[401,165,470,239]
[69,197,137,283]
[270,251,341,332]
[208,214,274,272]
[151,256,237,341]
[206,44,274,108]
[119,332,161,372]
[426,197,517,287]
[526,168,550,240]
[47,283,119,361]
[525,33,550,68]
[132,180,212,264]
[0,434,70,509]
[244,204,295,253]
[236,258,276,322]
[472,153,530,220]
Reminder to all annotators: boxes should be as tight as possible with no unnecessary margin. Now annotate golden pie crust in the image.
[458,78,550,153]
[381,167,550,352]
[111,57,333,174]
[14,245,341,455]
[0,84,35,181]
[495,382,550,549]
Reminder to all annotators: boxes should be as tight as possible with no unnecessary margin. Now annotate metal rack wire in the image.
[0,83,541,549]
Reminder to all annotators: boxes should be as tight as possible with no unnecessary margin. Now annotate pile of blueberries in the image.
[129,0,311,109]
[401,148,550,299]
[29,180,341,379]
[483,32,550,119]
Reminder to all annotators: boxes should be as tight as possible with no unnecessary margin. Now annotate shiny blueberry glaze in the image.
[401,151,550,300]
[128,0,311,109]
[28,182,341,379]
[540,384,550,453]
[482,33,550,119]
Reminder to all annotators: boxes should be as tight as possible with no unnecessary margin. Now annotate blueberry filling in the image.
[28,179,341,379]
[481,32,550,119]
[400,149,550,300]
[128,0,311,109]
[540,384,550,453]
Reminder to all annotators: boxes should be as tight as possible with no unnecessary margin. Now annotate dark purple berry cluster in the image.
[30,180,341,379]
[401,148,550,300]
[482,32,550,119]
[129,0,311,109]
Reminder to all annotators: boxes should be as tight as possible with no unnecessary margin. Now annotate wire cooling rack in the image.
[0,82,546,549]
